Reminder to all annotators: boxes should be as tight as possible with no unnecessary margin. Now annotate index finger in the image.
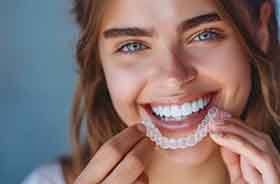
[75,123,147,184]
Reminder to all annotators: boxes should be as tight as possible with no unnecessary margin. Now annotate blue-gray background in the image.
[0,1,279,184]
[0,0,78,183]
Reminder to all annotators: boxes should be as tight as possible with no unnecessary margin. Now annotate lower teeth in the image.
[141,106,221,150]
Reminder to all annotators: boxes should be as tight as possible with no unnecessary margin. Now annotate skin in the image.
[74,0,280,184]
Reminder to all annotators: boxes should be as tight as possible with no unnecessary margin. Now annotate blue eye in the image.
[193,30,221,42]
[117,42,147,54]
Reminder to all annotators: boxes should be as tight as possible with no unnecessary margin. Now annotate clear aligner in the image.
[141,106,220,150]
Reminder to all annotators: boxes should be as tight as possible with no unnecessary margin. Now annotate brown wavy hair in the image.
[60,0,280,183]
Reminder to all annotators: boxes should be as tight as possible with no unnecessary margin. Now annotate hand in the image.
[74,124,154,184]
[209,110,280,184]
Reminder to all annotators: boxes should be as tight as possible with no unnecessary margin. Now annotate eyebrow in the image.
[103,12,221,39]
[178,12,221,33]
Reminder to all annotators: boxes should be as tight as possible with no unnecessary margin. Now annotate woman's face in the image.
[98,0,251,164]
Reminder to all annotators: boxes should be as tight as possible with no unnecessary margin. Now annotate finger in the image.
[221,117,264,137]
[209,107,264,139]
[210,118,280,172]
[225,118,280,161]
[210,118,273,153]
[102,138,154,184]
[240,156,262,184]
[219,147,242,183]
[210,132,279,183]
[74,124,146,184]
[209,118,280,172]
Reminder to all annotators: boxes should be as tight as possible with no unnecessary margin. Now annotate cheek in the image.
[103,65,147,125]
[189,40,251,115]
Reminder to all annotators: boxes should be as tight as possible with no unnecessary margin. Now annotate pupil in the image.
[132,44,138,49]
[202,33,210,39]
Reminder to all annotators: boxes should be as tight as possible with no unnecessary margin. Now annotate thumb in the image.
[220,147,243,183]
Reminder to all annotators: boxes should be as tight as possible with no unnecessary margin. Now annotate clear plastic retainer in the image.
[141,106,220,150]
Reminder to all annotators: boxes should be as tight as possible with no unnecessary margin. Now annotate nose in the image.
[153,48,198,93]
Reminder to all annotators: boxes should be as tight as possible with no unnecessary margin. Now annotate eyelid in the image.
[115,40,149,54]
[186,27,225,44]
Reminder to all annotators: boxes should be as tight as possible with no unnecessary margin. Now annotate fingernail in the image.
[137,123,146,133]
[213,108,232,122]
[208,106,219,117]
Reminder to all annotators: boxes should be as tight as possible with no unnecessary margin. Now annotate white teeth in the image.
[141,106,221,150]
[182,103,192,116]
[171,105,180,117]
[191,100,199,112]
[163,106,171,117]
[198,98,204,109]
[151,96,210,120]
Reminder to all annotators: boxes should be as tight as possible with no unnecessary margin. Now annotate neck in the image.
[145,147,230,184]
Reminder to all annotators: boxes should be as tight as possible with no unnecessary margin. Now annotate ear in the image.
[257,1,272,53]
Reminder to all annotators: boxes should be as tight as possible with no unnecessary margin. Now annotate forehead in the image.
[101,0,218,30]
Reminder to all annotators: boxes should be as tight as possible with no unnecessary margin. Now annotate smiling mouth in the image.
[142,91,216,121]
[139,91,219,149]
[139,91,218,138]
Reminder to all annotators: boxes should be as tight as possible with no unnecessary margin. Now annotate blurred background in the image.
[0,0,280,184]
[0,0,78,183]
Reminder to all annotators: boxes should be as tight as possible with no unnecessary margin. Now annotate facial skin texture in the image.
[98,0,252,183]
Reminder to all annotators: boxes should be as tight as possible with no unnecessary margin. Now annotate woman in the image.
[22,0,280,183]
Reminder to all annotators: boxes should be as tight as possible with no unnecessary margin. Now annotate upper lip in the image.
[143,91,217,107]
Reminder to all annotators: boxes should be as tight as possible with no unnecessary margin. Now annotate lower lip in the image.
[145,94,215,134]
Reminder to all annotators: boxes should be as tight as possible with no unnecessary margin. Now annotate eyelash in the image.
[116,28,224,54]
[116,40,148,55]
[188,28,224,43]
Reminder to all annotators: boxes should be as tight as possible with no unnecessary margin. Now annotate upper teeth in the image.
[151,96,210,118]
